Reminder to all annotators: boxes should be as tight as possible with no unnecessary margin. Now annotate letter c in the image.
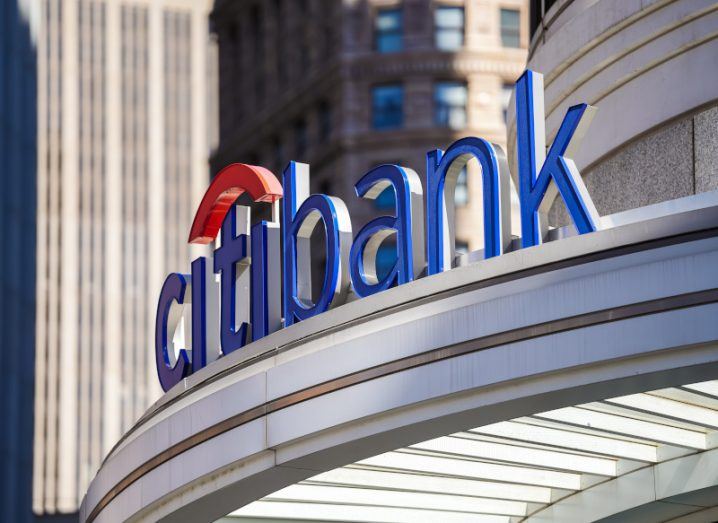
[155,272,192,392]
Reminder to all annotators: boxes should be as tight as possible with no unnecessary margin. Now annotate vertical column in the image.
[77,0,89,495]
[464,0,478,51]
[33,0,49,512]
[406,78,433,130]
[58,0,79,511]
[190,2,207,198]
[119,1,133,434]
[146,0,165,402]
[190,2,208,261]
[41,0,61,510]
[102,0,122,459]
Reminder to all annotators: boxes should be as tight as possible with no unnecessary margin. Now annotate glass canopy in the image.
[220,380,718,522]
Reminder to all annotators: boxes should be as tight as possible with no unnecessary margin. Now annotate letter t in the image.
[213,205,250,354]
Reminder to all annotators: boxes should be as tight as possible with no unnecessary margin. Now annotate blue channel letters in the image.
[155,69,601,391]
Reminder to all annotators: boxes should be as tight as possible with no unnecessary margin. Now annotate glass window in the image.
[299,43,310,70]
[318,101,332,142]
[375,187,396,210]
[500,8,521,48]
[320,0,334,59]
[372,84,404,130]
[273,136,284,170]
[294,119,307,160]
[298,0,311,68]
[250,5,264,103]
[375,241,398,280]
[502,83,513,123]
[531,0,558,37]
[455,166,468,206]
[435,6,464,51]
[375,8,403,53]
[274,0,286,81]
[434,81,467,129]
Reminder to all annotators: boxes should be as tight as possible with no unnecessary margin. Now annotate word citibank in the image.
[155,70,602,391]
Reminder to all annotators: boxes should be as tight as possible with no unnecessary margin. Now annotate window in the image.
[435,6,464,51]
[375,241,398,281]
[320,0,334,59]
[299,39,310,71]
[375,8,403,53]
[501,83,513,123]
[372,85,404,130]
[273,136,284,170]
[250,5,264,103]
[434,81,467,129]
[456,240,469,255]
[530,0,558,37]
[298,0,310,69]
[375,187,396,210]
[294,119,307,160]
[318,101,332,143]
[274,0,286,82]
[455,166,468,206]
[500,8,521,48]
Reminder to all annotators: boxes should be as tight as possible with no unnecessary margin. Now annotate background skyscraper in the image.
[1,0,217,519]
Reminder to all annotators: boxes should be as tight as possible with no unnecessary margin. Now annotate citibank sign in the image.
[155,70,602,392]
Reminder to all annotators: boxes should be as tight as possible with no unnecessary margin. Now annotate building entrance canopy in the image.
[231,379,718,522]
[81,193,718,523]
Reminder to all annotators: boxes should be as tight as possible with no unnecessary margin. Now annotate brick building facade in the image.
[211,0,527,273]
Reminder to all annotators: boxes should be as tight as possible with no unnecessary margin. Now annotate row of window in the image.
[376,5,521,53]
[264,81,512,171]
[373,82,466,129]
[372,81,514,130]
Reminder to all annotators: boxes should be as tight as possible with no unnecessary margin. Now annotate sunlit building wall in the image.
[31,0,214,515]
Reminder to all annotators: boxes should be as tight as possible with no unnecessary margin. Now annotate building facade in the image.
[29,0,215,517]
[211,0,528,265]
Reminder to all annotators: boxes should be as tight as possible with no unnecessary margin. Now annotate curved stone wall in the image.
[550,104,718,226]
[509,0,718,225]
